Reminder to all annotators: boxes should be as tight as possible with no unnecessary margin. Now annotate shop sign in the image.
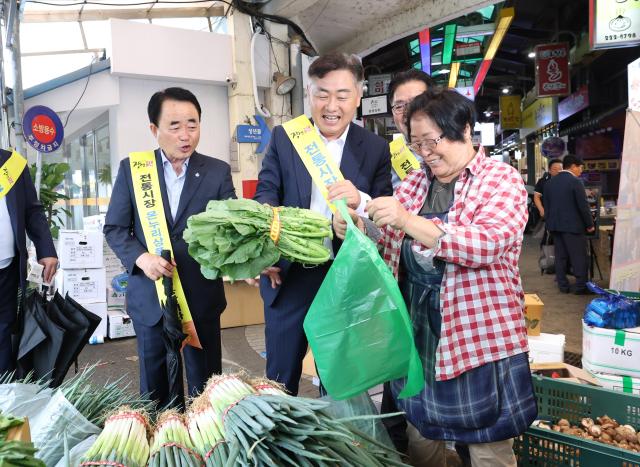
[235,115,271,153]
[558,85,590,121]
[590,0,640,50]
[535,42,570,98]
[629,56,640,112]
[361,95,388,116]
[22,105,64,153]
[522,97,555,131]
[454,86,475,101]
[541,136,566,158]
[367,73,391,96]
[499,95,522,129]
[455,41,482,60]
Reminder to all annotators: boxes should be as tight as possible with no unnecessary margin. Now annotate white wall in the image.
[113,77,230,168]
[110,19,233,85]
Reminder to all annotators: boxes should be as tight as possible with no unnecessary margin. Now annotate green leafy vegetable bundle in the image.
[184,199,333,280]
[0,411,45,467]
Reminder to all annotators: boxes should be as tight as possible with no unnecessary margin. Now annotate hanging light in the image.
[502,87,510,94]
[528,51,536,58]
[273,72,296,95]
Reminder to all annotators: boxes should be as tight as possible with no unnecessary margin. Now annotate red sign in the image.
[455,41,482,58]
[535,42,570,98]
[558,85,590,121]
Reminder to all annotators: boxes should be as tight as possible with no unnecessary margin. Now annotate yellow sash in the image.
[129,151,201,349]
[390,137,421,181]
[282,115,345,212]
[0,150,27,199]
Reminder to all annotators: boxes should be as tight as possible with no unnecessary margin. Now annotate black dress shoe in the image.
[558,287,570,293]
[574,288,596,295]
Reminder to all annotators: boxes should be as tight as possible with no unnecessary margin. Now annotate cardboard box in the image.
[589,371,640,395]
[107,286,126,308]
[302,349,318,377]
[82,214,106,232]
[108,309,136,339]
[7,419,30,442]
[221,281,264,328]
[85,302,108,341]
[524,293,544,336]
[582,320,640,378]
[530,362,599,386]
[58,230,104,269]
[58,268,107,303]
[528,333,565,363]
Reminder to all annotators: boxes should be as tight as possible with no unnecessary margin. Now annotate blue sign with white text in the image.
[235,115,271,153]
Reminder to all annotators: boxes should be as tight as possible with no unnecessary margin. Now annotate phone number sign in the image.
[23,105,64,153]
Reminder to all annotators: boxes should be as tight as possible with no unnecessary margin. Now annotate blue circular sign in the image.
[23,105,64,153]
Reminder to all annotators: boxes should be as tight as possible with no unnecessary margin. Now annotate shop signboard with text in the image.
[367,74,391,96]
[500,95,522,129]
[520,98,556,137]
[361,95,388,116]
[559,85,590,121]
[590,0,640,50]
[535,42,570,98]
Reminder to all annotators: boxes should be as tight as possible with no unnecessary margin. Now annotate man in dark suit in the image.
[0,149,57,374]
[104,87,236,407]
[544,154,595,294]
[253,53,392,395]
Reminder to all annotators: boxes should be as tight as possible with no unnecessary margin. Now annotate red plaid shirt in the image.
[380,146,529,381]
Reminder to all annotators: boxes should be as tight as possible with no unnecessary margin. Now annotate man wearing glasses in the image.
[388,70,436,189]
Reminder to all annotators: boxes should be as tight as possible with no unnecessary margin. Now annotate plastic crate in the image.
[606,289,640,301]
[514,375,640,466]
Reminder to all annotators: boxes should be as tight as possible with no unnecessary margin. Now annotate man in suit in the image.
[253,53,392,395]
[0,149,57,374]
[104,87,236,407]
[544,154,595,295]
[388,69,434,189]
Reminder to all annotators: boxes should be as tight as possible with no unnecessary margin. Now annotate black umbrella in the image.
[16,291,66,381]
[47,292,88,387]
[61,293,102,346]
[160,249,187,409]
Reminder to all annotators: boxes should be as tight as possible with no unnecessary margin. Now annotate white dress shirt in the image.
[0,197,15,268]
[310,125,371,256]
[161,151,189,220]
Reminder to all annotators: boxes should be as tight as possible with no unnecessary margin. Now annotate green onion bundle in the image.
[203,374,409,466]
[148,412,202,467]
[80,407,150,467]
[186,395,234,467]
[184,199,333,281]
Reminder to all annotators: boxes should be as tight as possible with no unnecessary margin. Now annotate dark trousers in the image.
[132,315,221,408]
[0,258,19,374]
[553,231,588,291]
[381,381,408,453]
[264,262,330,395]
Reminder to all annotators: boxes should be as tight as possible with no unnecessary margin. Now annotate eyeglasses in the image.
[390,102,408,115]
[409,134,445,152]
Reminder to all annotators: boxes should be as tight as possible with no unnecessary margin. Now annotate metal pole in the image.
[10,5,24,154]
[289,35,304,117]
[0,7,9,150]
[34,151,41,198]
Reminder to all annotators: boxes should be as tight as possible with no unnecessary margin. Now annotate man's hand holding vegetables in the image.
[253,53,392,395]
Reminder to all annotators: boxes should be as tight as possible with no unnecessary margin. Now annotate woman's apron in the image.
[390,208,537,444]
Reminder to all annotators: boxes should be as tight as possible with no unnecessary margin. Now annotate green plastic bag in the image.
[304,200,424,400]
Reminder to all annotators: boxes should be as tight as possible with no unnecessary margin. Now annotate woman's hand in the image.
[332,205,363,239]
[366,197,411,230]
